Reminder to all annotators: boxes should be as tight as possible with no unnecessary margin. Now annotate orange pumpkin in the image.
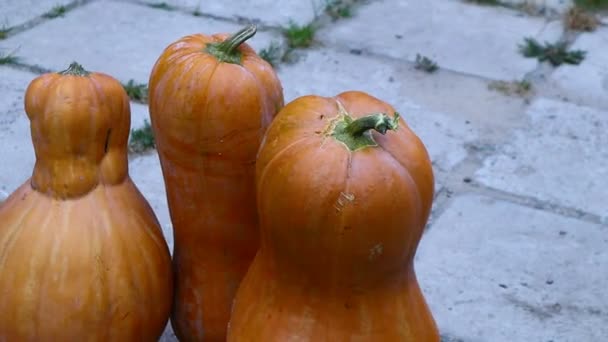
[0,62,173,341]
[148,25,284,341]
[227,91,439,341]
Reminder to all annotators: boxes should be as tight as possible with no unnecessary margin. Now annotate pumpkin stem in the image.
[331,112,400,151]
[205,25,257,65]
[58,61,91,76]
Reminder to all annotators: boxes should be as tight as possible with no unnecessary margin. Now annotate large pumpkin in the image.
[148,25,284,341]
[227,91,439,341]
[0,62,173,340]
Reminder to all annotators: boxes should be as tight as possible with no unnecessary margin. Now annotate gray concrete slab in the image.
[550,27,608,110]
[139,0,324,27]
[415,193,608,342]
[0,67,36,200]
[129,152,174,253]
[0,0,282,83]
[474,98,608,221]
[277,49,482,172]
[318,0,562,80]
[0,0,74,28]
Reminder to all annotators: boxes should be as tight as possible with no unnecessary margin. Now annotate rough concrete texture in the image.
[550,26,608,110]
[139,0,325,26]
[0,0,75,28]
[0,0,282,83]
[0,0,607,341]
[416,193,608,341]
[318,0,563,79]
[475,98,608,222]
[0,67,36,200]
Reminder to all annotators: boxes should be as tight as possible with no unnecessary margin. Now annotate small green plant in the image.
[284,21,316,48]
[465,0,501,5]
[573,0,608,10]
[129,120,155,153]
[414,54,439,73]
[0,50,19,65]
[564,6,600,31]
[148,2,174,10]
[0,26,11,40]
[122,80,148,103]
[488,79,533,97]
[325,0,352,19]
[258,41,283,67]
[43,5,67,18]
[519,37,586,66]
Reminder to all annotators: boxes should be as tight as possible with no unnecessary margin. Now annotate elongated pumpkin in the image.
[0,62,173,341]
[227,91,439,341]
[148,25,284,341]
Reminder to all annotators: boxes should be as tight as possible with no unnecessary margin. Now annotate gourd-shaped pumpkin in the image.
[227,91,439,341]
[148,25,284,341]
[0,62,173,341]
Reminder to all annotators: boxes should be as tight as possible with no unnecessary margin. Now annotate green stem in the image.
[58,61,90,76]
[344,113,400,136]
[332,112,400,151]
[205,25,257,64]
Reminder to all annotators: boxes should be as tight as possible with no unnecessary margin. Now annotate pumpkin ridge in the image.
[32,199,58,339]
[257,135,316,196]
[0,187,39,269]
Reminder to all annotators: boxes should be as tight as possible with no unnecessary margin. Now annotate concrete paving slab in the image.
[474,98,608,221]
[550,27,608,110]
[129,152,174,253]
[139,0,325,27]
[0,67,36,200]
[0,0,282,84]
[318,0,562,80]
[278,49,482,172]
[0,0,75,29]
[415,193,608,341]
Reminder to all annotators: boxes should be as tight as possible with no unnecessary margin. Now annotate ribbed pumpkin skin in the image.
[0,66,173,341]
[148,31,284,341]
[227,91,439,341]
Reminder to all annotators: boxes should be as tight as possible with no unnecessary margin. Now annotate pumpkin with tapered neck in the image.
[0,62,173,341]
[227,91,439,341]
[148,25,284,341]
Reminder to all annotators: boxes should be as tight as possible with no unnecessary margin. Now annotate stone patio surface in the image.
[0,0,606,341]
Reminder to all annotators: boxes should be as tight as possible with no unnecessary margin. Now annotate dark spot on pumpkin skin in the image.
[104,128,111,154]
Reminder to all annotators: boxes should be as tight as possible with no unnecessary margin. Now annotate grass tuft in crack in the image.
[414,54,439,73]
[573,0,608,10]
[284,21,316,49]
[122,80,148,103]
[148,2,174,10]
[43,5,67,18]
[258,41,283,67]
[518,37,586,66]
[129,120,155,154]
[0,26,11,40]
[488,79,533,97]
[325,0,353,19]
[465,0,502,5]
[0,50,19,65]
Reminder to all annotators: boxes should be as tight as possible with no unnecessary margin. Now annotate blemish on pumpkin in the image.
[103,128,111,154]
[368,243,383,261]
[334,192,355,212]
